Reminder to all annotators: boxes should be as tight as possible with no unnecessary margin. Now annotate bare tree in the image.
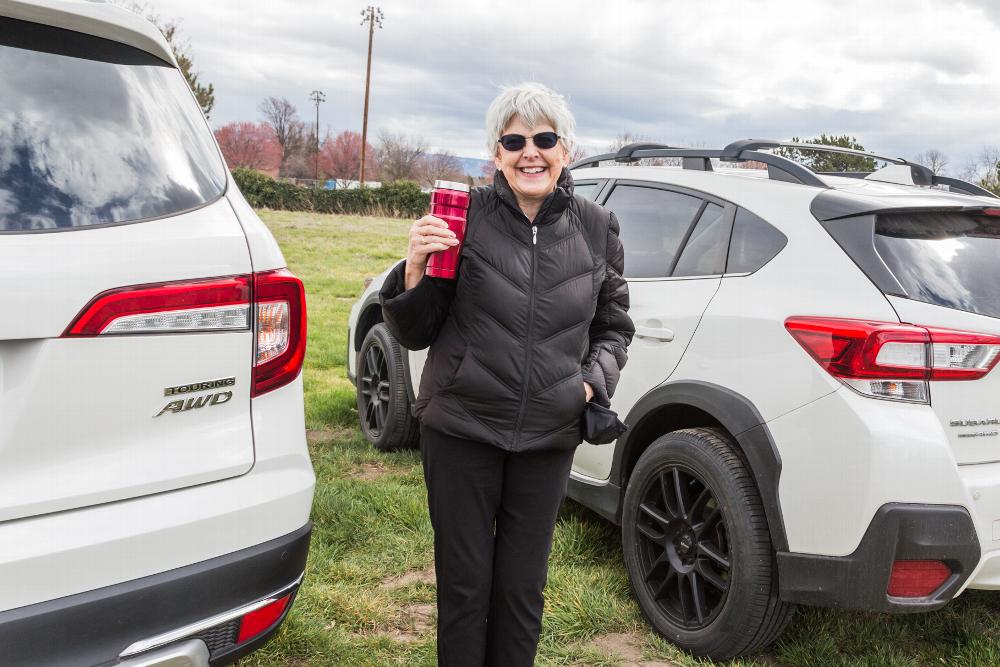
[962,147,1000,195]
[258,97,305,177]
[914,149,949,175]
[606,131,674,166]
[377,131,427,182]
[417,152,465,187]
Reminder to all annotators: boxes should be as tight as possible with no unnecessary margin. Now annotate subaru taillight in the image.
[785,317,1000,403]
[252,269,307,396]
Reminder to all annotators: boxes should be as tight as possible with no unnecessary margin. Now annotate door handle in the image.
[635,325,674,342]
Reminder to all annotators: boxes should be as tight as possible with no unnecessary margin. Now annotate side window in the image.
[727,208,787,274]
[603,184,703,278]
[574,182,599,200]
[672,203,730,277]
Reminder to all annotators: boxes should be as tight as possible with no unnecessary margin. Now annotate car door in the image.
[572,180,734,480]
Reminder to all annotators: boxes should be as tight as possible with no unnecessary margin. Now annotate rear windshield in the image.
[875,212,1000,319]
[0,17,226,233]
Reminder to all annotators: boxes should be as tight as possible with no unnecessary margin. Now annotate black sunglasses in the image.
[497,131,561,151]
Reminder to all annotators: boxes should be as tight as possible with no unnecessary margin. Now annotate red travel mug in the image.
[425,180,470,280]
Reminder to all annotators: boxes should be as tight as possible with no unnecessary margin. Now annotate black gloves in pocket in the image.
[581,402,628,445]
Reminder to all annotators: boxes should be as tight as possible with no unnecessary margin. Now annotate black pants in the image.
[420,425,577,667]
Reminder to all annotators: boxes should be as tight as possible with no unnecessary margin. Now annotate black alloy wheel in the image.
[356,323,419,451]
[622,428,794,660]
[635,464,730,629]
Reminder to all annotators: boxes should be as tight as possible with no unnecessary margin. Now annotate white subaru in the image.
[0,2,314,665]
[349,138,1000,659]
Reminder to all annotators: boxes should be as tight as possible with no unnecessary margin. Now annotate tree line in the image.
[214,97,468,187]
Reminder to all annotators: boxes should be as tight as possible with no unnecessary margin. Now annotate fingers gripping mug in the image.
[425,180,470,280]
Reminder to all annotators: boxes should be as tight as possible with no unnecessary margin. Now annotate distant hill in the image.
[457,156,491,177]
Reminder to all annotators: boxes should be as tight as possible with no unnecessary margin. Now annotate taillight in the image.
[63,276,251,336]
[887,560,951,598]
[785,317,1000,403]
[253,269,307,396]
[236,593,292,644]
[63,270,307,397]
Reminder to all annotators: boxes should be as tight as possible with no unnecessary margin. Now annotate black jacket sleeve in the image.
[581,212,635,407]
[379,260,457,350]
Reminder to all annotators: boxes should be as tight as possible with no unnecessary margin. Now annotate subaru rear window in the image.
[874,212,1000,319]
[0,17,226,233]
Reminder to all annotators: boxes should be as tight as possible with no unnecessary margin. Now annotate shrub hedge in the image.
[232,168,431,218]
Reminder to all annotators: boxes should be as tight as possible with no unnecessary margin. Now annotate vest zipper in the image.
[512,222,538,448]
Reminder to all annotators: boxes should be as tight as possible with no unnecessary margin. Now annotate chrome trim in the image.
[118,639,210,667]
[569,470,612,485]
[118,572,304,659]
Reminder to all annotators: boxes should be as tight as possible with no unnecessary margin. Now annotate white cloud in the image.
[143,0,1000,169]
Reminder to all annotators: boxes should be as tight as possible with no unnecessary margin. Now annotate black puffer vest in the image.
[381,169,633,452]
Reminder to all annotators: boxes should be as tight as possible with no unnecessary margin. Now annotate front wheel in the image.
[621,428,793,660]
[356,323,419,452]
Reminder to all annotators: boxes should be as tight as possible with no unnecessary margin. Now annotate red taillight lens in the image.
[253,269,307,396]
[786,317,1000,402]
[63,276,251,336]
[887,560,951,597]
[784,317,929,380]
[236,593,291,644]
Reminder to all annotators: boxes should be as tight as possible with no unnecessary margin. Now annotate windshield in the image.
[0,17,226,232]
[875,212,1000,319]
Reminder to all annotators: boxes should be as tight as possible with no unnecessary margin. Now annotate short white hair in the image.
[485,82,576,156]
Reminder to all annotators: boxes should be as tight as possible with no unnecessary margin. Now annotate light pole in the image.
[309,90,325,181]
[359,5,383,188]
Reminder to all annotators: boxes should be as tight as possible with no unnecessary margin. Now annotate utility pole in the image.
[309,90,326,181]
[359,5,383,188]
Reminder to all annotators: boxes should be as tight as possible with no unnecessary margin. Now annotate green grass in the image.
[245,209,1000,666]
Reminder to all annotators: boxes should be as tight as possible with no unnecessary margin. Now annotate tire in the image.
[356,323,420,452]
[621,427,794,660]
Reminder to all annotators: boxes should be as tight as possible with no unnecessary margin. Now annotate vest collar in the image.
[493,167,574,224]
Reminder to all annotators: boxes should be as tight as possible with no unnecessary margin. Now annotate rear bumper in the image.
[0,522,311,666]
[777,504,979,612]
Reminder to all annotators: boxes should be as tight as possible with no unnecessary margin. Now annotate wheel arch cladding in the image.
[355,297,384,352]
[617,380,788,551]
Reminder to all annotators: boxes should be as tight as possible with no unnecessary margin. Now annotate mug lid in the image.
[433,180,470,192]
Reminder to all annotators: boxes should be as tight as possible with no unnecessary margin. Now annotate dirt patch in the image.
[383,603,436,643]
[347,461,392,480]
[581,632,680,667]
[380,566,436,589]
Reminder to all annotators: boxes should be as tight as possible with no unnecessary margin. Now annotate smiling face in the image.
[494,115,570,210]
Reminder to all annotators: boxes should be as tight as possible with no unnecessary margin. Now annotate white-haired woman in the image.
[381,82,634,666]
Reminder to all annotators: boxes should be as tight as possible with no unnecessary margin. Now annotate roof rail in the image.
[720,139,935,186]
[570,138,1000,198]
[568,143,824,186]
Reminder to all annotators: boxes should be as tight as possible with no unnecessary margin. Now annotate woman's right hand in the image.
[404,215,459,289]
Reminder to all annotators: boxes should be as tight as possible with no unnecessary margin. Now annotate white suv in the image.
[0,3,314,666]
[349,138,1000,659]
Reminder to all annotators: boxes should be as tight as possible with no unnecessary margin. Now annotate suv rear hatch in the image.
[819,199,1000,464]
[0,17,255,521]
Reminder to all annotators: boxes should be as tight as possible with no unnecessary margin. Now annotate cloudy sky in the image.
[144,0,1000,173]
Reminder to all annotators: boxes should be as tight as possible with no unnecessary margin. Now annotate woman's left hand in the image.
[584,381,594,402]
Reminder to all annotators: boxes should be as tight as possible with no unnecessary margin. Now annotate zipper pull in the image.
[532,225,538,245]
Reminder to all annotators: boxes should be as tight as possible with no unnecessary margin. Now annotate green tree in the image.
[774,134,877,173]
[115,3,215,118]
[159,22,215,118]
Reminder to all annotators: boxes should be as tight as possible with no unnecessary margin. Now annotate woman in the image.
[380,82,634,666]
